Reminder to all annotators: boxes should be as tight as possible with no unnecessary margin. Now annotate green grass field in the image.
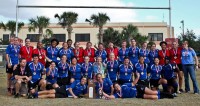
[0,68,200,106]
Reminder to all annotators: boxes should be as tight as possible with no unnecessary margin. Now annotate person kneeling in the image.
[102,72,174,99]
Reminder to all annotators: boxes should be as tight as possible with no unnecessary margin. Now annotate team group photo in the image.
[0,0,200,106]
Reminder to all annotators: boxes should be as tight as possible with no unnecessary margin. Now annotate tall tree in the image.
[103,27,120,47]
[121,24,148,47]
[0,20,24,37]
[86,13,110,43]
[28,16,51,41]
[55,12,78,39]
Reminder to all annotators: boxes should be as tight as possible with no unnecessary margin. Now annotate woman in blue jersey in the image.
[95,43,107,62]
[118,41,129,64]
[128,39,139,65]
[69,57,82,82]
[59,42,74,64]
[139,42,150,64]
[46,39,59,68]
[102,72,174,99]
[106,53,119,83]
[93,56,106,79]
[81,56,93,79]
[118,57,135,85]
[149,58,167,91]
[57,55,70,86]
[148,43,159,66]
[46,61,59,89]
[33,77,87,99]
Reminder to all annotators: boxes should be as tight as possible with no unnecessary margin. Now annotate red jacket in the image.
[33,48,46,66]
[106,47,118,61]
[20,46,34,62]
[73,47,84,63]
[169,47,182,64]
[158,49,170,65]
[84,48,96,63]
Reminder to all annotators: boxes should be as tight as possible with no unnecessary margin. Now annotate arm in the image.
[132,72,140,86]
[194,56,199,70]
[110,85,114,95]
[68,88,78,98]
[15,75,28,80]
[102,92,115,99]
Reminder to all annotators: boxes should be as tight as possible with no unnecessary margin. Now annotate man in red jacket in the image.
[84,42,95,63]
[20,38,33,63]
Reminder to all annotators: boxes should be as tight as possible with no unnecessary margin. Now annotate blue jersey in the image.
[106,60,119,82]
[181,49,196,65]
[69,64,82,80]
[135,63,148,80]
[139,49,150,64]
[114,84,137,98]
[6,44,20,65]
[81,63,93,79]
[119,64,134,82]
[46,46,59,62]
[46,67,58,84]
[28,62,44,83]
[128,47,139,65]
[149,64,162,80]
[67,80,87,96]
[95,50,107,62]
[118,48,129,63]
[148,49,159,65]
[162,63,176,80]
[59,48,74,63]
[95,78,113,95]
[92,63,106,75]
[57,61,69,78]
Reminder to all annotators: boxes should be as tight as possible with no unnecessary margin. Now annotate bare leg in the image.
[53,83,59,89]
[144,87,158,95]
[15,80,21,94]
[38,94,56,99]
[159,78,167,85]
[143,94,158,100]
[7,73,12,95]
[39,79,47,91]
[38,89,55,95]
[178,71,183,90]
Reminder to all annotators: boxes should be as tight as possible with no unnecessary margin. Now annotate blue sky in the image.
[0,0,199,37]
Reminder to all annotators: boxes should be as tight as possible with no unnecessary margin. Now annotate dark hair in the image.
[67,39,73,43]
[98,43,104,46]
[61,54,67,58]
[96,73,102,78]
[86,42,92,45]
[62,42,67,45]
[123,56,129,60]
[74,41,79,46]
[19,58,26,63]
[71,56,77,62]
[32,54,39,58]
[25,38,30,41]
[142,42,147,45]
[139,56,145,59]
[50,61,56,64]
[51,38,59,45]
[151,43,156,46]
[113,82,119,88]
[160,41,167,46]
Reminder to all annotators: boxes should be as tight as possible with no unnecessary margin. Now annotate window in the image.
[3,34,9,41]
[52,34,66,42]
[75,33,90,42]
[27,34,39,42]
[148,33,163,41]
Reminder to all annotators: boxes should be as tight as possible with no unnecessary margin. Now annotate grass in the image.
[0,68,200,106]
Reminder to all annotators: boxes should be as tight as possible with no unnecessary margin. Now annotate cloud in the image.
[0,0,138,23]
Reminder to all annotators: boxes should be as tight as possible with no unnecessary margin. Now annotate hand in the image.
[13,65,17,70]
[25,76,30,81]
[8,63,12,68]
[195,65,198,71]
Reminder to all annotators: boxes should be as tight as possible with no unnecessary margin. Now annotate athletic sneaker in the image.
[14,93,20,98]
[194,93,199,95]
[179,89,184,93]
[172,93,178,97]
[27,94,34,99]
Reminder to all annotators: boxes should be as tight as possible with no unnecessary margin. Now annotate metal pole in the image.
[182,20,184,36]
[15,0,19,37]
[169,0,172,38]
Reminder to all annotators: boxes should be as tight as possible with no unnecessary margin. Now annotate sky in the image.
[0,0,199,37]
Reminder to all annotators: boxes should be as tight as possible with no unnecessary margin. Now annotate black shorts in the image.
[150,79,160,88]
[57,77,70,86]
[117,79,132,85]
[28,79,42,90]
[167,78,176,86]
[135,84,146,98]
[55,86,68,98]
[177,64,182,71]
[137,79,149,88]
[6,64,14,74]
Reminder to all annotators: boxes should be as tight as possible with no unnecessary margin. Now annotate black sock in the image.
[160,92,174,99]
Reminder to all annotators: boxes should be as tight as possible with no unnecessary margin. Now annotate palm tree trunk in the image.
[99,27,103,43]
[68,32,71,39]
[39,28,43,42]
[67,26,73,40]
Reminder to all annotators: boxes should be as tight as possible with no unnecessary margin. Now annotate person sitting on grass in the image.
[32,77,87,99]
[13,58,32,98]
[102,72,174,99]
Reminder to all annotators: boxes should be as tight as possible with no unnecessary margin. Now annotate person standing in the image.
[158,41,170,65]
[128,39,140,65]
[95,43,107,62]
[118,41,129,64]
[59,42,74,63]
[73,42,84,64]
[67,39,74,50]
[69,57,82,81]
[6,37,21,95]
[33,41,47,66]
[20,38,33,63]
[148,43,159,66]
[46,39,59,67]
[81,56,93,79]
[139,42,150,64]
[181,41,199,94]
[84,42,96,63]
[106,42,118,61]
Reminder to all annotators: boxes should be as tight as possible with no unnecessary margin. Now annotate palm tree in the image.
[86,13,110,43]
[0,20,24,37]
[121,24,148,47]
[54,12,78,39]
[28,16,51,41]
[103,27,120,47]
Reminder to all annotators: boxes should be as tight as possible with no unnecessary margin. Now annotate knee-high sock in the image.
[173,82,178,93]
